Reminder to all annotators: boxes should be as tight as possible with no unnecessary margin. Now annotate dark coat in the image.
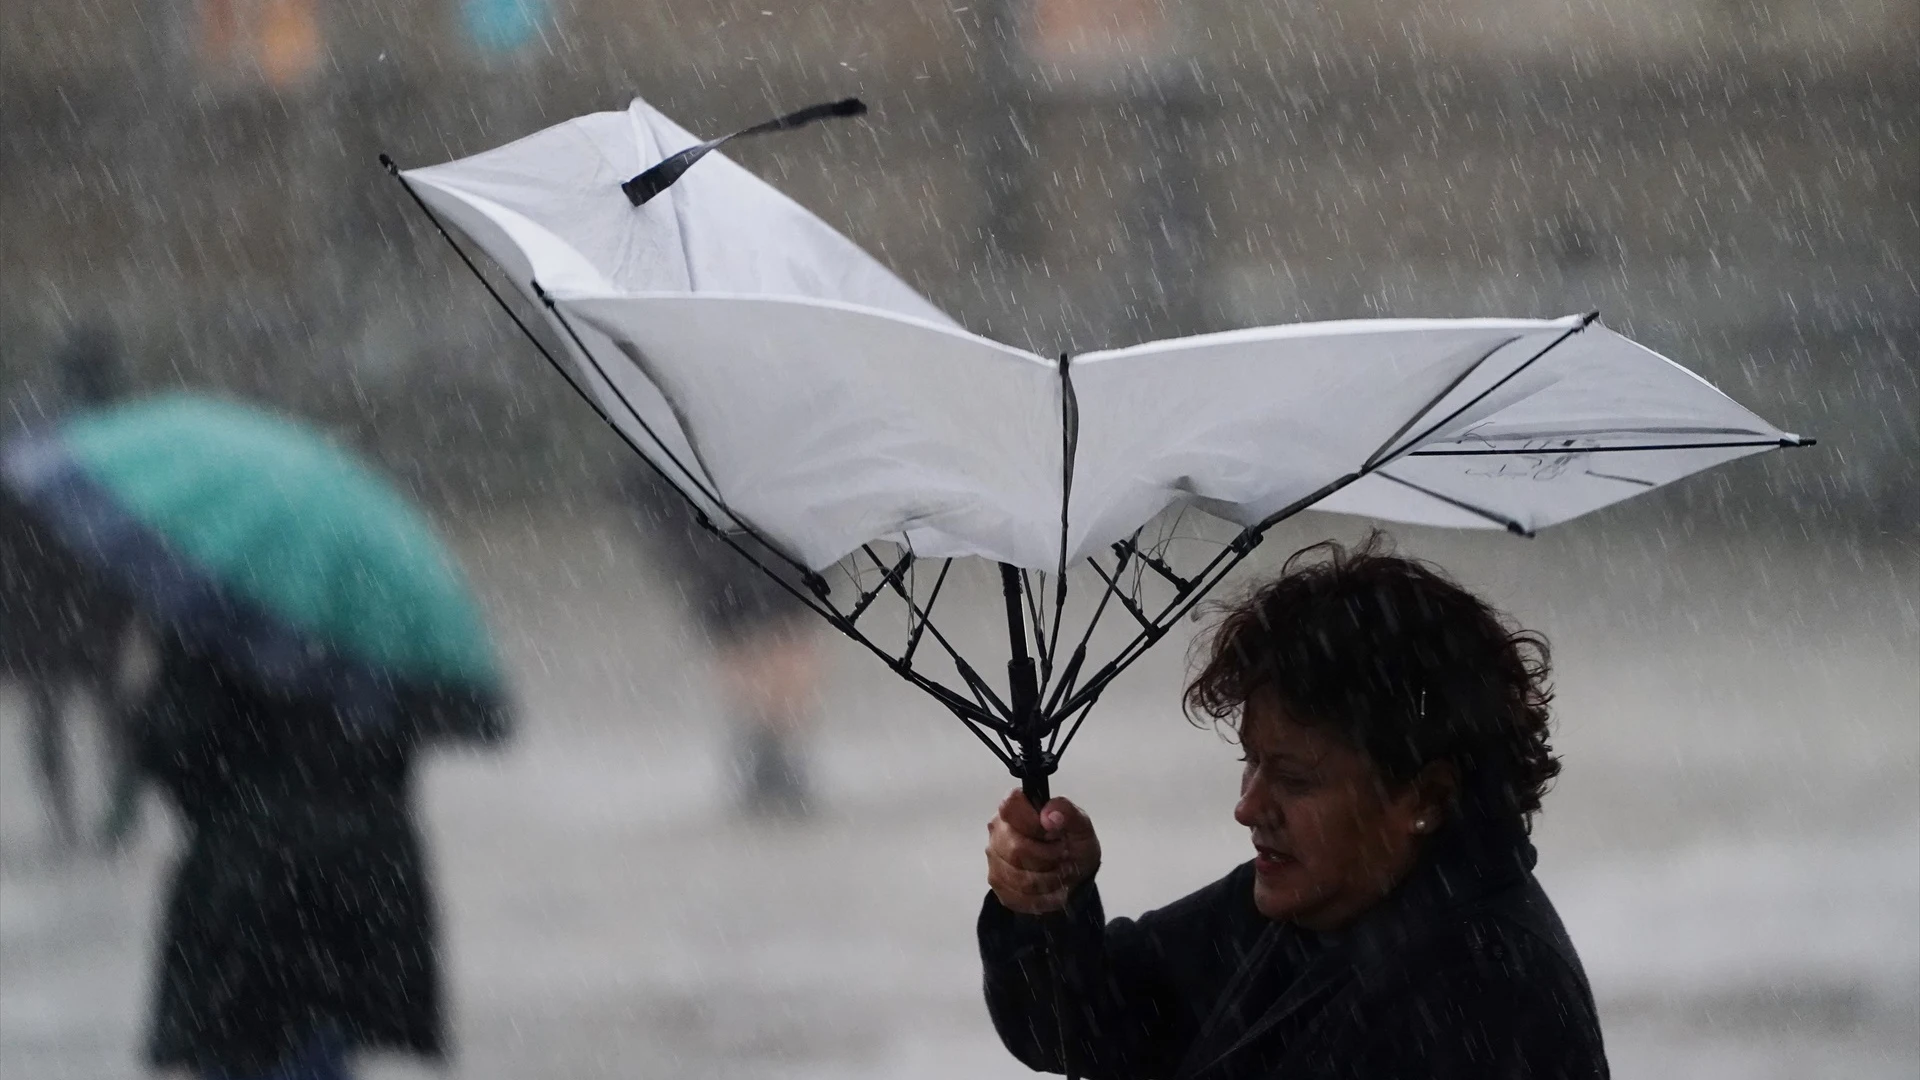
[979,822,1608,1080]
[0,483,136,680]
[134,642,443,1073]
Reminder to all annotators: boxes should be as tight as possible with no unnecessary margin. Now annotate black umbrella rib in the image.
[1050,692,1104,761]
[1022,568,1052,679]
[533,285,726,510]
[537,286,837,595]
[1374,471,1533,536]
[859,544,1016,726]
[1041,645,1090,743]
[383,159,574,399]
[1040,537,1135,720]
[1052,472,1367,721]
[1408,438,1799,456]
[1362,335,1521,470]
[950,707,1017,770]
[846,547,913,626]
[1372,314,1600,472]
[1113,538,1193,592]
[900,557,952,669]
[1085,555,1158,633]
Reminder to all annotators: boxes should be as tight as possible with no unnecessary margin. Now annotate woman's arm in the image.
[979,867,1256,1079]
[979,789,1261,1078]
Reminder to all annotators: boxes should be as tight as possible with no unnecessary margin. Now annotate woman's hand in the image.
[986,788,1102,915]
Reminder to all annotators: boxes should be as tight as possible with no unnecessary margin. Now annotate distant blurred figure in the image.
[626,466,825,818]
[0,321,146,853]
[0,484,140,851]
[2,394,509,1080]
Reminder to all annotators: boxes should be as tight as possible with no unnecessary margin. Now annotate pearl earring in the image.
[1413,817,1430,833]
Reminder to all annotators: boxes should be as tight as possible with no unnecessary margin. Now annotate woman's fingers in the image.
[987,849,1089,894]
[993,788,1049,840]
[987,857,1077,913]
[1039,797,1095,842]
[986,788,1103,915]
[990,822,1069,872]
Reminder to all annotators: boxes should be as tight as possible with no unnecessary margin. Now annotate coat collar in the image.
[1177,818,1537,1079]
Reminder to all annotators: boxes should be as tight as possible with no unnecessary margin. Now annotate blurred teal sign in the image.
[463,0,548,54]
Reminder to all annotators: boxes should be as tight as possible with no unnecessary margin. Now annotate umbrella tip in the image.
[379,153,398,175]
[1580,310,1601,326]
[1785,435,1817,448]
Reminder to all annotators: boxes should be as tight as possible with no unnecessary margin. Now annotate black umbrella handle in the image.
[1022,769,1050,809]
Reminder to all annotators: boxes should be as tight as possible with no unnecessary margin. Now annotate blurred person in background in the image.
[981,536,1608,1079]
[4,320,147,853]
[625,466,825,818]
[4,393,508,1080]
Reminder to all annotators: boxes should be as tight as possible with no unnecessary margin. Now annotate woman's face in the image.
[1232,692,1437,930]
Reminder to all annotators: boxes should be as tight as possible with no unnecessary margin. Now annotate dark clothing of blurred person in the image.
[626,465,823,816]
[5,320,147,852]
[0,472,142,851]
[980,537,1608,1079]
[134,639,441,1079]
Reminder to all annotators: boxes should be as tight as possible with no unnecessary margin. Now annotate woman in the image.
[980,536,1609,1079]
[135,639,443,1080]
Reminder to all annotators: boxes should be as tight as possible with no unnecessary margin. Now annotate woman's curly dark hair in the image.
[1185,532,1561,828]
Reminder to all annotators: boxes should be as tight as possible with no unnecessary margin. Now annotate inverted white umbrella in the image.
[382,96,1809,805]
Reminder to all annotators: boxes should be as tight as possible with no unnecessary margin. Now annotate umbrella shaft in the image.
[1020,756,1051,808]
[1001,563,1053,806]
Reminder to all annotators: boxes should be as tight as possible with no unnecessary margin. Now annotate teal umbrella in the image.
[2,394,507,742]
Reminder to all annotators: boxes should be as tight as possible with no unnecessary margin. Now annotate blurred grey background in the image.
[3,1,1916,1077]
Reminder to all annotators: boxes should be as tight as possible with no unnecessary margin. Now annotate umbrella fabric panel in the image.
[1323,443,1776,535]
[405,110,681,297]
[551,293,1788,572]
[402,98,960,520]
[403,157,725,515]
[41,397,501,692]
[1305,473,1511,531]
[562,292,1063,572]
[403,99,955,324]
[561,313,730,524]
[1407,325,1787,450]
[1065,319,1588,553]
[563,298,1599,572]
[1310,323,1794,534]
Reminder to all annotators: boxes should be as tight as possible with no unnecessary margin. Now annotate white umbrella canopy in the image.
[398,96,1801,575]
